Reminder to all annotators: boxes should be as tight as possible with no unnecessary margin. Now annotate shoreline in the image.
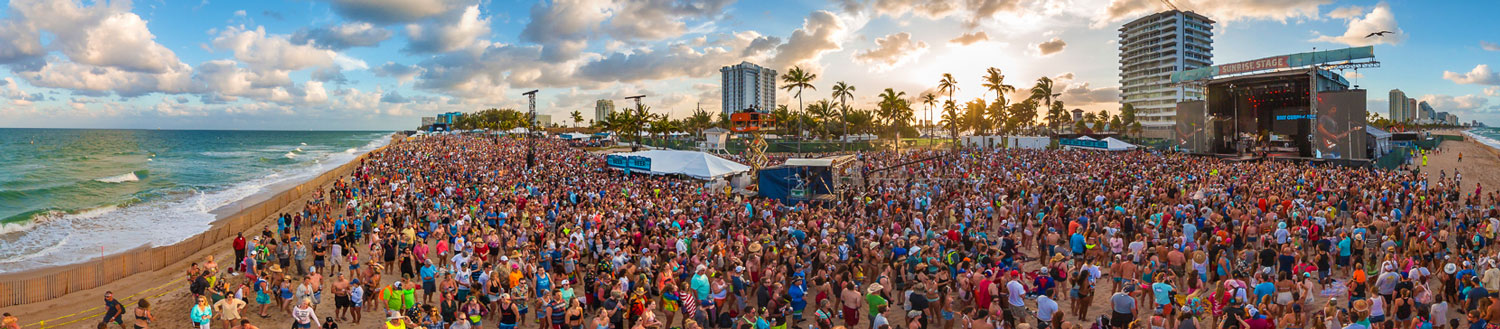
[0,135,403,308]
[1460,128,1500,159]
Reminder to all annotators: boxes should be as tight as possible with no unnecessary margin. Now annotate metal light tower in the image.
[523,89,538,169]
[625,95,645,151]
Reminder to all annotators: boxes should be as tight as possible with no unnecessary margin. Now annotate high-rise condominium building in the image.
[1119,10,1214,137]
[720,61,777,115]
[1389,89,1407,122]
[595,99,614,122]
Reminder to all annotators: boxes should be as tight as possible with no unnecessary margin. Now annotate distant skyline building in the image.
[720,61,777,115]
[1408,99,1418,122]
[1419,101,1434,123]
[1118,10,1215,137]
[1388,89,1407,122]
[595,99,614,122]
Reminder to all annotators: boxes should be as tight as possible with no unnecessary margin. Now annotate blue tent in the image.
[758,165,834,205]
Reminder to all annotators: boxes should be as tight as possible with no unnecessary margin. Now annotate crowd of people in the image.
[82,133,1500,329]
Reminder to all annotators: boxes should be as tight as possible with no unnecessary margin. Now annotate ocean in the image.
[1467,127,1500,151]
[0,129,391,273]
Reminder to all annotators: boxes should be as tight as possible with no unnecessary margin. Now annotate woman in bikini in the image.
[132,299,155,329]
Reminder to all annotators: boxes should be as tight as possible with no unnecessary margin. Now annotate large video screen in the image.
[1313,90,1368,159]
[1174,101,1211,153]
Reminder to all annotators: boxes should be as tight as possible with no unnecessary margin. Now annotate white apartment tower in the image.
[1388,89,1407,122]
[1119,10,1214,137]
[720,61,777,115]
[595,99,614,122]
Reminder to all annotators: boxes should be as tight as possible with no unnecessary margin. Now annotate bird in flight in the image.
[1365,31,1394,38]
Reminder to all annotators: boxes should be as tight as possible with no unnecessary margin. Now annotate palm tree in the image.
[1045,101,1067,133]
[687,107,713,138]
[877,88,907,151]
[570,110,583,128]
[1029,76,1059,111]
[832,81,855,147]
[938,73,959,149]
[921,93,937,144]
[780,66,817,152]
[986,100,1008,136]
[772,105,792,135]
[807,99,837,139]
[980,67,1015,115]
[964,98,990,136]
[940,100,961,148]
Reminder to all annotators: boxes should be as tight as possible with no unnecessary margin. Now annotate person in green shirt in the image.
[865,284,887,320]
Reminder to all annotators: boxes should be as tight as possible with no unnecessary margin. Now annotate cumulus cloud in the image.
[852,32,928,72]
[291,22,391,50]
[1444,65,1500,86]
[1486,86,1499,97]
[948,31,989,45]
[1311,2,1403,46]
[871,0,1020,28]
[18,58,196,97]
[403,5,491,54]
[323,0,476,24]
[1418,94,1490,112]
[310,67,350,84]
[742,33,782,57]
[213,26,340,72]
[1326,5,1364,19]
[1095,0,1329,28]
[0,0,183,73]
[519,0,612,62]
[1483,41,1500,52]
[381,90,410,103]
[373,62,423,85]
[1032,37,1066,56]
[1051,73,1119,107]
[606,0,734,41]
[767,10,847,71]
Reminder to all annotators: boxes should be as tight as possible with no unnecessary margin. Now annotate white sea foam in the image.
[0,133,395,273]
[284,152,298,159]
[200,151,256,158]
[345,148,357,153]
[1465,129,1500,152]
[95,172,140,183]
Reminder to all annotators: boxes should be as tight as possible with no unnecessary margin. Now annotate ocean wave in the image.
[345,148,357,154]
[95,172,141,183]
[284,152,298,159]
[200,151,256,158]
[0,204,119,235]
[0,132,396,272]
[1465,129,1500,152]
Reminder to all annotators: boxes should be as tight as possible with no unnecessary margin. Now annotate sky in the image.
[0,0,1496,130]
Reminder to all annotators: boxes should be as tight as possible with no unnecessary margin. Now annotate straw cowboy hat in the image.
[867,283,884,295]
[268,264,283,273]
[747,243,763,253]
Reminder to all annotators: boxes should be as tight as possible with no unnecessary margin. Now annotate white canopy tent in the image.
[1102,137,1138,151]
[606,150,751,180]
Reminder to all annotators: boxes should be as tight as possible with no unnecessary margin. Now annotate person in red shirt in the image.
[233,233,247,274]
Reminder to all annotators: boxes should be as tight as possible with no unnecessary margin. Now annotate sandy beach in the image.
[1423,129,1500,198]
[0,137,400,329]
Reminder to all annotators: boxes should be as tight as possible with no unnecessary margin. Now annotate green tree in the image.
[981,67,1015,109]
[940,100,962,148]
[780,66,817,149]
[570,110,583,128]
[1029,76,1058,117]
[964,98,991,135]
[807,99,837,139]
[921,92,938,141]
[832,81,855,141]
[877,88,908,150]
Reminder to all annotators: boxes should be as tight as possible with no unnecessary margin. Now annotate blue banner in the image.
[1060,138,1108,149]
